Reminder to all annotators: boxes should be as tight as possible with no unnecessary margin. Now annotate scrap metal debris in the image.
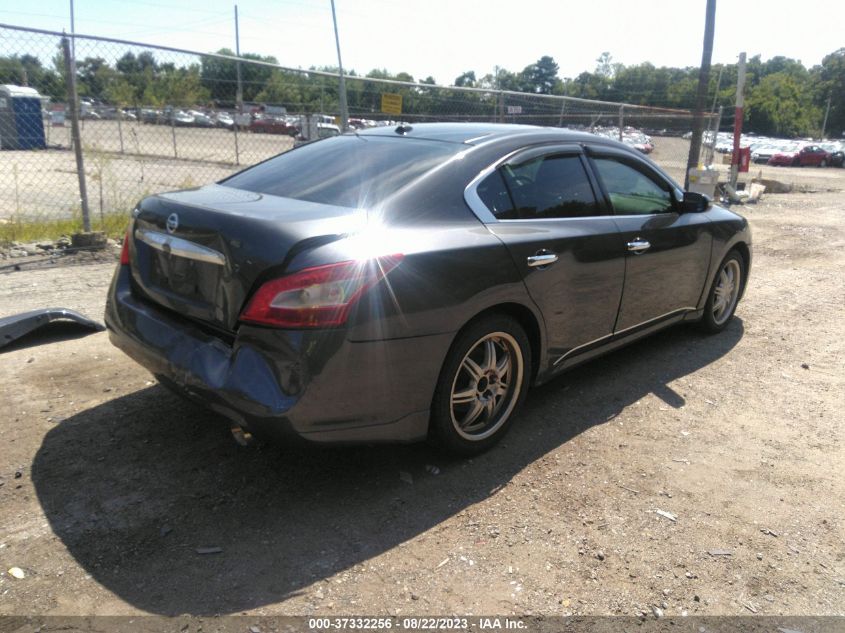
[653,509,678,522]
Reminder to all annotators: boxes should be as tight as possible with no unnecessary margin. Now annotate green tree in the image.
[76,57,115,99]
[454,71,476,88]
[200,48,278,104]
[521,55,559,94]
[814,48,845,136]
[143,65,209,108]
[746,72,820,136]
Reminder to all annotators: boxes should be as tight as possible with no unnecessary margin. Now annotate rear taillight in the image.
[119,232,130,265]
[239,255,403,328]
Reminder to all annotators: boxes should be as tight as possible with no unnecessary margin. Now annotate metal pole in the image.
[685,0,717,189]
[117,114,124,153]
[330,0,349,130]
[618,105,624,142]
[233,3,242,164]
[69,0,75,59]
[821,96,831,140]
[235,4,243,115]
[711,64,724,113]
[61,36,91,232]
[730,52,747,189]
[233,122,240,165]
[704,104,723,166]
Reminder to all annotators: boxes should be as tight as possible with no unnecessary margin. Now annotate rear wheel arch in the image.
[457,303,543,384]
[429,307,538,453]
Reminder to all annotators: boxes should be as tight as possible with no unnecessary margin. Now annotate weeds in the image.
[0,210,130,245]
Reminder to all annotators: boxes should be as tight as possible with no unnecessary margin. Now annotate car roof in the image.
[355,122,606,146]
[352,122,679,190]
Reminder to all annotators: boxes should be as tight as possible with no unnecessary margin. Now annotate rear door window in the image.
[500,154,599,219]
[221,136,463,209]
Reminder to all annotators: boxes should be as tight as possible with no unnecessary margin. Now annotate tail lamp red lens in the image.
[119,232,130,265]
[239,255,403,328]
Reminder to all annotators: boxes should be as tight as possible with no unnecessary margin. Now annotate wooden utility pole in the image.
[821,96,831,140]
[685,0,717,189]
[730,52,747,189]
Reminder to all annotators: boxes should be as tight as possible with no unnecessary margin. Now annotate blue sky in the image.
[2,0,842,84]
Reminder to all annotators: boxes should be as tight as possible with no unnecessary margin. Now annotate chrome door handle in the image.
[627,239,651,254]
[526,253,558,267]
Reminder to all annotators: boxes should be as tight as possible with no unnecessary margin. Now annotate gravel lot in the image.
[0,186,843,618]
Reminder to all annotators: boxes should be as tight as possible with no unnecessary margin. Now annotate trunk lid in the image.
[129,184,359,332]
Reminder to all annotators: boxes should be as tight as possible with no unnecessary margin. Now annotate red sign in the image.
[739,147,751,172]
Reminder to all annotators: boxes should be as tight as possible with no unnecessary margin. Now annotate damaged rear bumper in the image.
[105,265,449,444]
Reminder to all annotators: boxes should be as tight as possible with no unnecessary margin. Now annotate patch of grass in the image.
[0,210,131,245]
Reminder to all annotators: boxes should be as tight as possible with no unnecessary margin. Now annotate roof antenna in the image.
[395,123,413,135]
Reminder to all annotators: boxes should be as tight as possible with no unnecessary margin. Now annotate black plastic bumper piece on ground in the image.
[0,308,106,349]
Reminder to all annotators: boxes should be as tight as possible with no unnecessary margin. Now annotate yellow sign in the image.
[381,93,403,115]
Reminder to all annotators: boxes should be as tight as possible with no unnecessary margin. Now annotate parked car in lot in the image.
[171,110,196,127]
[139,108,161,124]
[101,107,136,121]
[819,142,845,167]
[294,122,342,146]
[768,144,831,167]
[622,132,653,154]
[249,115,298,135]
[188,110,215,127]
[214,112,235,130]
[106,123,751,455]
[750,145,780,164]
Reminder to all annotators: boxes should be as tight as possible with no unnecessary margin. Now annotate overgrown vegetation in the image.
[0,210,128,245]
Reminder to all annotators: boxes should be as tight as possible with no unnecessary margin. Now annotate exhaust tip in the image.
[230,425,254,447]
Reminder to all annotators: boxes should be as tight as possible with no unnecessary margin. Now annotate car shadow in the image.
[32,319,743,615]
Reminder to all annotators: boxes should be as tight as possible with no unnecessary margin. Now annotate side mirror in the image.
[681,190,712,213]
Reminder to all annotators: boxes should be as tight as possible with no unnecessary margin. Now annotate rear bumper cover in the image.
[105,265,451,443]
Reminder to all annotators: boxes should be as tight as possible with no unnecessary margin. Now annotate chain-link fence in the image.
[0,23,716,240]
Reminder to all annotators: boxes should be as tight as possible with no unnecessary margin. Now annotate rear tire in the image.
[698,250,745,334]
[430,315,531,455]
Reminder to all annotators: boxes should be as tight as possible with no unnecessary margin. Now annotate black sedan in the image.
[106,123,751,455]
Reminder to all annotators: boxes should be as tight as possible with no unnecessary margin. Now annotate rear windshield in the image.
[221,135,463,208]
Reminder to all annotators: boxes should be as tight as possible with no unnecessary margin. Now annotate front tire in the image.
[430,315,531,455]
[698,251,745,333]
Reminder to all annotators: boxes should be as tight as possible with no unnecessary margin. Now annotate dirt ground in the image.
[0,187,843,618]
